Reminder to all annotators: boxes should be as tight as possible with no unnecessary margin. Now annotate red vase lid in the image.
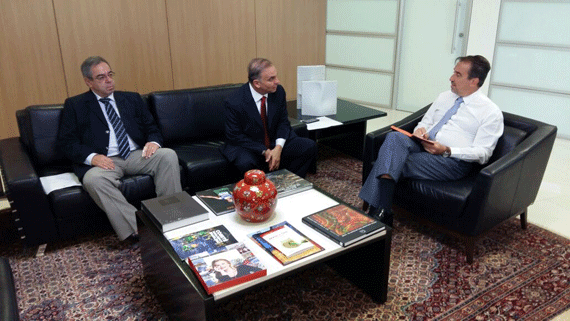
[243,169,266,185]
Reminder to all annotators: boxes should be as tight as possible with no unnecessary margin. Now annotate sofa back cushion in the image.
[148,84,241,144]
[17,105,72,174]
[487,125,528,164]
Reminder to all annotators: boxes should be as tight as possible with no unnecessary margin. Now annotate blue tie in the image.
[428,97,463,139]
[100,98,131,159]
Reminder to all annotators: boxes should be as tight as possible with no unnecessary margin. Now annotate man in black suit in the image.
[57,56,182,241]
[223,58,317,178]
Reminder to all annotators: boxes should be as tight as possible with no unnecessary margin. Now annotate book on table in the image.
[168,225,238,260]
[141,191,209,232]
[390,125,435,145]
[265,169,313,198]
[302,204,386,247]
[195,183,236,216]
[249,221,323,265]
[187,242,266,294]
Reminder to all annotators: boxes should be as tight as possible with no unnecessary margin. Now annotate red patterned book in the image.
[302,204,385,247]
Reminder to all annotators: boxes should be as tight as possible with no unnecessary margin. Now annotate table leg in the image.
[326,228,392,303]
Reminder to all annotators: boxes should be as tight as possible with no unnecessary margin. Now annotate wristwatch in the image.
[442,148,451,158]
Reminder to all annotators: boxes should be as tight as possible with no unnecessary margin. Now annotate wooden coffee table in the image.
[137,188,392,321]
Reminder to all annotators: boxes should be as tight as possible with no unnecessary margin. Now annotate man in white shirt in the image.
[359,55,503,226]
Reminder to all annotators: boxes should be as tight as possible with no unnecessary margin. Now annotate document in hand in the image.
[390,125,435,145]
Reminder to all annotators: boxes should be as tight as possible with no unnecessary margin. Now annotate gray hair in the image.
[81,56,110,79]
[247,58,273,83]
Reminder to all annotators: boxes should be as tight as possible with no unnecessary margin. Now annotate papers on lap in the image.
[390,125,435,145]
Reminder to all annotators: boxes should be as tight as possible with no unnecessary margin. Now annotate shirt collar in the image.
[93,91,115,103]
[457,89,480,106]
[249,83,267,103]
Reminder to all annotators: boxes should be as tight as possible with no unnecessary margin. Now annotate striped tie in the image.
[428,97,463,139]
[100,98,131,159]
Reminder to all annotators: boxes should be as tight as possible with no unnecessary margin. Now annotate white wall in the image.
[465,0,501,95]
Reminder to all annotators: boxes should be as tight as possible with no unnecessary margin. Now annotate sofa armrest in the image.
[0,137,58,245]
[0,257,19,321]
[362,104,431,183]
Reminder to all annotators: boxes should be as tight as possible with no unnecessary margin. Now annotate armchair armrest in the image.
[0,137,58,245]
[460,122,557,236]
[362,104,431,183]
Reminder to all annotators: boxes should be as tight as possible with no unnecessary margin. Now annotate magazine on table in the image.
[266,169,313,198]
[195,183,236,215]
[168,225,238,260]
[248,221,323,265]
[187,242,266,294]
[302,204,385,247]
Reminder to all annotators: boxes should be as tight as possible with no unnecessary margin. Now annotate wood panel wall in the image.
[0,0,326,139]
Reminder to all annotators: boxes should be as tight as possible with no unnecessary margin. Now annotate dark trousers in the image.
[232,136,317,178]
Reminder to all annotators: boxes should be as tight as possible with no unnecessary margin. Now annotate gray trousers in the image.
[83,148,182,240]
[359,132,473,209]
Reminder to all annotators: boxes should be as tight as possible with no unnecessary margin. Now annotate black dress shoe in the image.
[369,207,393,227]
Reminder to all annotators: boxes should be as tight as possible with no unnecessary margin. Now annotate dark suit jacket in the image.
[222,83,296,162]
[56,90,163,180]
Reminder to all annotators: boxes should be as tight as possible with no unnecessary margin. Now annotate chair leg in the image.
[520,211,528,230]
[465,237,475,264]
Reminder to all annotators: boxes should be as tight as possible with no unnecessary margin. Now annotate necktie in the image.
[100,98,131,159]
[260,96,270,148]
[427,97,463,139]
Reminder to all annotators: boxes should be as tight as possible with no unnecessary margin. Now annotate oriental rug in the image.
[1,146,569,320]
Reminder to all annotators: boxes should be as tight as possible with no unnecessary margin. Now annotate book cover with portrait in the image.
[187,242,266,294]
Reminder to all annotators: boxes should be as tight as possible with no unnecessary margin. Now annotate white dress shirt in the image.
[249,83,286,149]
[415,89,504,164]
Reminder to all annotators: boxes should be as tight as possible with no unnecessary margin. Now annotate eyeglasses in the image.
[93,71,115,82]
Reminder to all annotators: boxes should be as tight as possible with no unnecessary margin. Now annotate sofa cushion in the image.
[149,84,241,144]
[20,105,73,175]
[170,140,241,194]
[488,126,527,164]
[394,175,476,222]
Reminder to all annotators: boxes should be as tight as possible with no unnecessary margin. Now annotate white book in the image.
[261,224,315,258]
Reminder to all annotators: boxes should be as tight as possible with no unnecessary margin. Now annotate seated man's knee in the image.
[156,148,178,164]
[234,155,261,174]
[83,169,110,191]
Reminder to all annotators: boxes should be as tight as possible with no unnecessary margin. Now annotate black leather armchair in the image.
[0,257,19,321]
[362,105,557,263]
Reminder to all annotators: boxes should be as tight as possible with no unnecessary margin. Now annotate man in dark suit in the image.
[57,56,182,241]
[223,58,316,178]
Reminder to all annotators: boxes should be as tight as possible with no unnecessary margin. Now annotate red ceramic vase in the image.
[233,169,278,223]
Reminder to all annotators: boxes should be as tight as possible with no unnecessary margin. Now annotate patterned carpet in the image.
[2,146,570,320]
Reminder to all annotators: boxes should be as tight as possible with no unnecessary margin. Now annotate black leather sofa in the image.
[0,84,307,246]
[362,105,557,263]
[0,257,19,321]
